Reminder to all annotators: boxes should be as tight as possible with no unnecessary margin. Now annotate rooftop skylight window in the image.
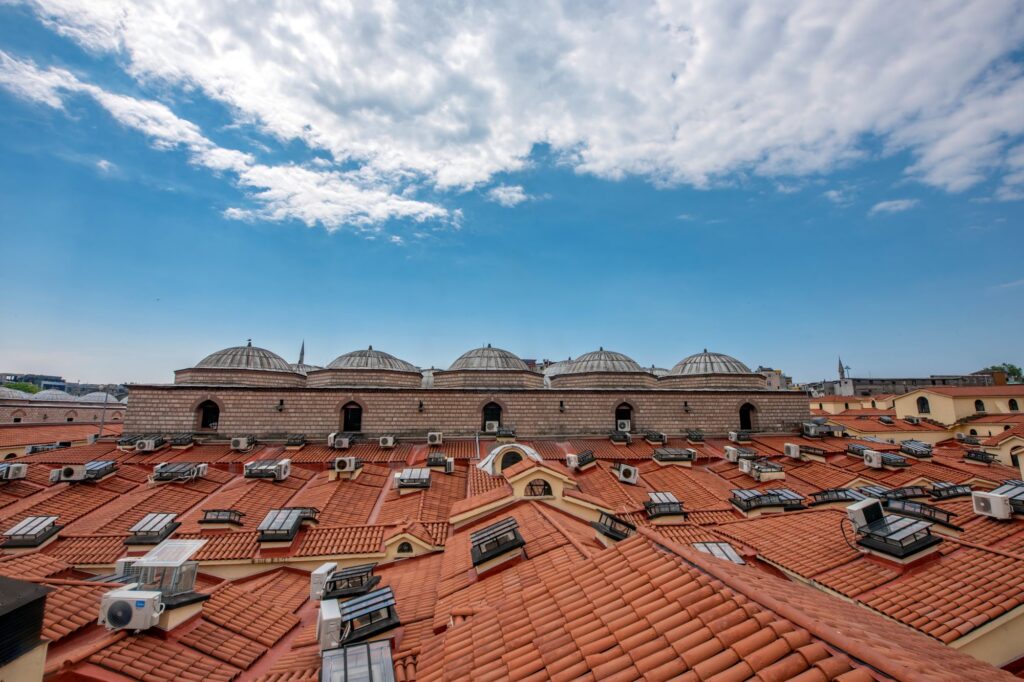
[644,431,667,444]
[287,433,307,447]
[882,486,929,500]
[396,468,431,489]
[855,513,942,558]
[884,498,959,528]
[750,459,783,474]
[847,443,870,456]
[899,440,933,458]
[152,462,207,482]
[735,448,758,461]
[168,433,194,446]
[574,450,596,467]
[199,509,245,525]
[990,481,1024,513]
[323,563,380,599]
[339,587,400,644]
[653,448,696,462]
[592,512,636,541]
[929,482,972,500]
[470,517,525,566]
[645,492,686,519]
[733,429,752,442]
[85,460,116,479]
[321,640,395,682]
[126,512,179,545]
[880,452,909,467]
[425,452,447,467]
[809,488,867,505]
[610,430,632,444]
[244,459,290,479]
[134,539,207,599]
[730,488,803,511]
[687,430,705,443]
[693,542,745,564]
[964,450,997,464]
[2,515,61,547]
[856,485,891,499]
[257,507,319,542]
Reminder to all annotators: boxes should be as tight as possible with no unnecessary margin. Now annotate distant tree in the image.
[981,363,1023,380]
[3,381,41,394]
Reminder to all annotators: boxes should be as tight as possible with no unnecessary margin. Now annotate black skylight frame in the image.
[2,515,62,548]
[899,440,933,458]
[884,498,961,530]
[199,509,245,526]
[645,491,687,519]
[338,586,400,644]
[732,429,752,441]
[730,488,804,511]
[809,488,867,506]
[750,459,783,474]
[168,433,194,446]
[856,485,891,498]
[244,459,287,479]
[323,563,380,599]
[396,468,431,489]
[125,512,180,545]
[644,430,667,444]
[686,429,705,443]
[118,434,143,447]
[929,482,972,500]
[799,444,827,457]
[653,448,696,462]
[592,512,636,541]
[425,451,448,467]
[733,447,758,461]
[693,542,745,564]
[990,481,1024,514]
[960,434,981,445]
[610,430,632,444]
[470,517,525,566]
[574,450,596,467]
[883,486,930,501]
[286,433,307,447]
[856,515,942,558]
[257,507,319,542]
[152,462,205,482]
[320,639,395,682]
[847,443,871,457]
[83,460,116,480]
[880,452,909,468]
[964,450,997,464]
[496,427,516,438]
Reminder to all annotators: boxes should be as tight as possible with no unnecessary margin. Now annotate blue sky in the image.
[1,2,1022,384]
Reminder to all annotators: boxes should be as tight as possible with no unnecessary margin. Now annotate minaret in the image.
[298,340,305,365]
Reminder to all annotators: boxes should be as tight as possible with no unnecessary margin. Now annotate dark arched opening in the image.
[342,402,363,432]
[1011,399,1020,412]
[197,400,220,430]
[483,402,502,430]
[500,451,523,471]
[916,397,930,414]
[396,541,413,554]
[974,400,986,413]
[739,403,756,431]
[614,403,633,431]
[969,428,978,436]
[525,479,553,497]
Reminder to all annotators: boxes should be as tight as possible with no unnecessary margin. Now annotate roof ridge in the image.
[530,500,593,560]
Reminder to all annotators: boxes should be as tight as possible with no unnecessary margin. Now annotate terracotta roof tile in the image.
[90,635,240,681]
[178,619,268,669]
[467,464,509,496]
[176,531,261,561]
[294,525,386,557]
[44,534,128,565]
[204,581,301,647]
[41,580,116,641]
[0,423,122,448]
[0,552,71,578]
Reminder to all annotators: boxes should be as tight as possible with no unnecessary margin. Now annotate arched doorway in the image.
[500,450,523,470]
[482,402,502,430]
[197,400,220,431]
[614,403,633,431]
[739,403,756,431]
[342,402,363,432]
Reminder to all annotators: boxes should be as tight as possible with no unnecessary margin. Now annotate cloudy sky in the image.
[1,1,1022,383]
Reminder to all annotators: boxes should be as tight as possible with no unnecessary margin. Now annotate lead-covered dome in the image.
[670,350,752,376]
[195,341,292,372]
[0,386,31,399]
[449,344,528,371]
[559,348,643,374]
[32,388,76,401]
[80,392,119,403]
[327,346,417,372]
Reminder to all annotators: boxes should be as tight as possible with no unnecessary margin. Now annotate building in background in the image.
[805,357,995,397]
[756,365,792,390]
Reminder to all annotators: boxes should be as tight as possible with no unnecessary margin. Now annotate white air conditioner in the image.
[0,463,27,481]
[444,457,455,474]
[724,446,739,463]
[310,562,337,601]
[135,439,159,452]
[50,464,86,483]
[728,431,740,443]
[427,431,443,446]
[484,421,499,433]
[195,463,208,478]
[333,457,358,473]
[275,459,292,481]
[616,464,639,485]
[738,458,753,475]
[863,450,883,469]
[955,432,966,441]
[783,444,801,460]
[329,433,351,450]
[566,454,580,470]
[616,419,631,433]
[972,491,1013,520]
[846,498,884,530]
[379,436,396,449]
[98,586,164,631]
[317,598,342,651]
[231,436,253,451]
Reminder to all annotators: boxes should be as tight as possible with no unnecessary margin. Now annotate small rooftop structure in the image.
[669,350,752,375]
[730,488,803,512]
[257,508,319,542]
[470,517,525,566]
[448,344,528,371]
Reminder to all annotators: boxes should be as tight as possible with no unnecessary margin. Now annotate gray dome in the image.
[560,348,643,374]
[670,350,752,376]
[80,391,119,403]
[32,388,76,401]
[449,344,528,371]
[543,358,573,378]
[195,342,293,372]
[648,365,670,377]
[327,347,417,372]
[0,386,31,399]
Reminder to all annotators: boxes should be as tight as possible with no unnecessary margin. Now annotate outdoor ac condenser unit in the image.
[972,491,1013,520]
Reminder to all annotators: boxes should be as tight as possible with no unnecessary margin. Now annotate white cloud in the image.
[992,277,1024,290]
[823,189,851,206]
[95,158,114,172]
[487,184,529,207]
[4,1,1024,228]
[869,198,919,215]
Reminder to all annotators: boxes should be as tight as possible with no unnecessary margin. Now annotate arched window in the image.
[974,400,986,413]
[525,479,553,497]
[342,402,363,432]
[916,397,930,414]
[969,429,978,436]
[739,403,756,431]
[1011,399,1020,412]
[4,453,16,460]
[396,542,413,554]
[197,400,220,430]
[500,451,523,471]
[482,402,502,430]
[614,403,633,431]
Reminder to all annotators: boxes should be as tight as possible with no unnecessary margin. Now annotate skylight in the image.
[645,491,686,518]
[339,587,400,644]
[856,514,942,558]
[244,459,289,479]
[965,450,997,464]
[693,542,745,564]
[899,440,933,458]
[809,488,867,506]
[653,448,696,462]
[470,517,525,566]
[126,512,179,545]
[880,452,908,467]
[884,498,959,528]
[990,481,1024,513]
[321,640,395,682]
[882,486,929,500]
[592,512,635,541]
[84,460,116,479]
[856,485,890,498]
[152,462,206,482]
[574,450,596,466]
[425,451,447,467]
[687,430,704,442]
[324,563,380,599]
[396,468,431,489]
[2,515,61,547]
[258,507,319,542]
[200,509,245,525]
[730,488,803,511]
[287,433,307,446]
[168,433,194,446]
[929,482,972,500]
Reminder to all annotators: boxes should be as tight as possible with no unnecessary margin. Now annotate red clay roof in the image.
[0,422,122,448]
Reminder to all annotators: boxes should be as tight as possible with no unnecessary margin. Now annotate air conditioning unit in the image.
[783,444,801,460]
[863,450,883,469]
[328,433,351,450]
[955,432,966,441]
[98,586,164,631]
[846,498,884,530]
[231,436,253,451]
[135,439,160,452]
[0,463,28,481]
[724,446,739,463]
[317,598,342,651]
[310,562,337,601]
[728,431,740,443]
[972,491,1013,520]
[427,431,443,446]
[444,457,455,474]
[379,436,396,449]
[738,458,753,475]
[49,464,86,483]
[616,464,639,485]
[904,416,920,425]
[566,454,580,470]
[484,421,499,433]
[616,419,631,433]
[275,459,291,481]
[333,457,358,473]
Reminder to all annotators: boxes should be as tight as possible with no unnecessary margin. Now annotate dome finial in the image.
[703,348,707,353]
[247,339,252,347]
[368,344,373,351]
[599,346,603,351]
[486,343,491,348]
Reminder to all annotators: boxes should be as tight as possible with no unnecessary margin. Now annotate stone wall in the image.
[305,369,423,388]
[124,385,809,438]
[550,373,657,389]
[659,374,767,389]
[432,370,545,389]
[0,400,125,425]
[174,368,306,387]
